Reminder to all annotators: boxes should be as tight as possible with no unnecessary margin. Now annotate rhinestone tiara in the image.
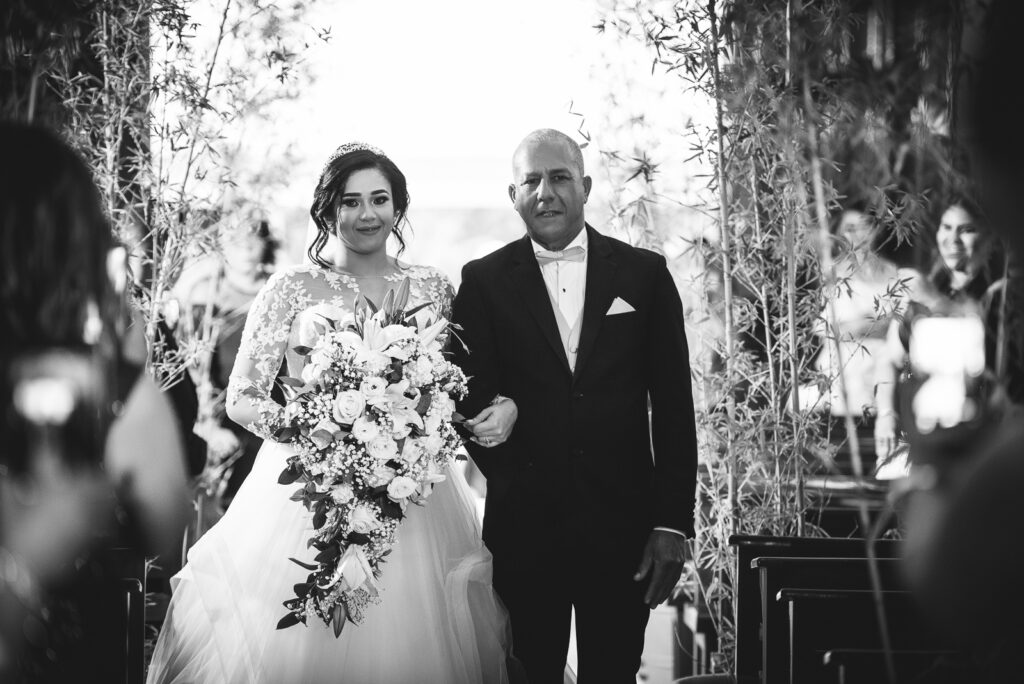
[320,141,387,177]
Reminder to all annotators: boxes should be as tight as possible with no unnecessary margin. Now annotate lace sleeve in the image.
[226,270,310,438]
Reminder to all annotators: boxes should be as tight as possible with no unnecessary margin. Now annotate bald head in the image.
[512,129,585,178]
[508,128,592,250]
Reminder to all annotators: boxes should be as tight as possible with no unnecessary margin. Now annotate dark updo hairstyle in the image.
[0,122,115,351]
[307,146,410,268]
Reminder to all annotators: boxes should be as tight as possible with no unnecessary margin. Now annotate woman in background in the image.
[179,213,281,512]
[873,195,1003,477]
[801,203,907,474]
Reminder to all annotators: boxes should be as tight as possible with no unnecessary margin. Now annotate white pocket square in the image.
[606,297,635,316]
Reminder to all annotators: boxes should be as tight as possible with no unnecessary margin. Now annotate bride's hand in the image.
[464,397,518,448]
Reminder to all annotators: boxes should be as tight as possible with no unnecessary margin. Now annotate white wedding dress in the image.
[146,264,511,684]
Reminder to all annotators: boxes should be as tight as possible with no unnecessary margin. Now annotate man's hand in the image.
[633,529,688,608]
[464,397,518,448]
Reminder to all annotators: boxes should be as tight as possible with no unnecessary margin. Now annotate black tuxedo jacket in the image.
[451,226,698,556]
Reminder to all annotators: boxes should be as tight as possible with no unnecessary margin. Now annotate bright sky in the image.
[176,0,710,261]
[276,0,607,210]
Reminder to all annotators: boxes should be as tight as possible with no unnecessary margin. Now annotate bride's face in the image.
[333,168,395,256]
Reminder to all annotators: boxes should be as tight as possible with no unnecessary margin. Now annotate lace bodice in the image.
[226,263,454,438]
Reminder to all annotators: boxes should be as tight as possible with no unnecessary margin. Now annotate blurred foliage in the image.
[0,0,327,387]
[596,0,973,671]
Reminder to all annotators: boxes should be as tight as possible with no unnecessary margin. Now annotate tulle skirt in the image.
[146,441,511,684]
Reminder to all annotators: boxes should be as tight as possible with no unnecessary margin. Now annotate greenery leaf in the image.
[346,531,371,545]
[277,612,301,630]
[332,602,347,638]
[312,504,327,529]
[314,544,341,563]
[288,557,318,571]
[278,464,301,485]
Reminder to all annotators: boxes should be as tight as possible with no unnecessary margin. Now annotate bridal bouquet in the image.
[254,279,468,637]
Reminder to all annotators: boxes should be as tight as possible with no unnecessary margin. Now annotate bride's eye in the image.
[373,196,390,206]
[340,199,359,208]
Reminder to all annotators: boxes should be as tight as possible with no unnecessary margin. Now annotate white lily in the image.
[337,318,415,368]
[417,316,448,351]
[317,545,378,594]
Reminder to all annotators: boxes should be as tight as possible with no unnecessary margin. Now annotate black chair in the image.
[729,535,902,684]
[781,588,944,683]
[753,556,905,684]
[822,648,969,684]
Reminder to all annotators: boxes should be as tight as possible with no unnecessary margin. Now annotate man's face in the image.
[508,140,591,250]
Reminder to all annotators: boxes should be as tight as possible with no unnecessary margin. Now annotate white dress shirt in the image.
[531,228,686,541]
[531,228,588,333]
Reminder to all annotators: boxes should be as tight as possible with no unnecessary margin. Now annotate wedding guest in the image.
[177,212,281,509]
[798,203,908,474]
[0,122,189,681]
[873,195,1002,477]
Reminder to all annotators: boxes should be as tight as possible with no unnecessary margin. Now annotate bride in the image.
[146,143,512,684]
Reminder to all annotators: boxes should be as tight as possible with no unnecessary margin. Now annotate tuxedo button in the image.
[573,391,583,400]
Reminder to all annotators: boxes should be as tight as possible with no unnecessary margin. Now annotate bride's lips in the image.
[355,225,383,234]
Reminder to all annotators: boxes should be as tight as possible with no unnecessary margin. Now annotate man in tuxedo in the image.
[451,129,698,683]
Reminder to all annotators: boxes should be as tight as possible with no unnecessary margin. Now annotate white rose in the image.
[330,484,354,505]
[366,435,399,462]
[387,476,418,500]
[368,464,397,487]
[332,390,364,425]
[360,376,387,399]
[423,433,445,456]
[348,504,380,534]
[300,359,326,385]
[351,416,379,443]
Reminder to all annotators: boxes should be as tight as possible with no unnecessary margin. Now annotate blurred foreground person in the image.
[895,2,1024,681]
[0,122,189,682]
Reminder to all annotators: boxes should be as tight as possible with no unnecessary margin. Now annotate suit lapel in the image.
[573,226,617,381]
[508,236,572,374]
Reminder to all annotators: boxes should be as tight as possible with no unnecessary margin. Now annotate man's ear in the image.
[583,175,593,201]
[508,184,517,205]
